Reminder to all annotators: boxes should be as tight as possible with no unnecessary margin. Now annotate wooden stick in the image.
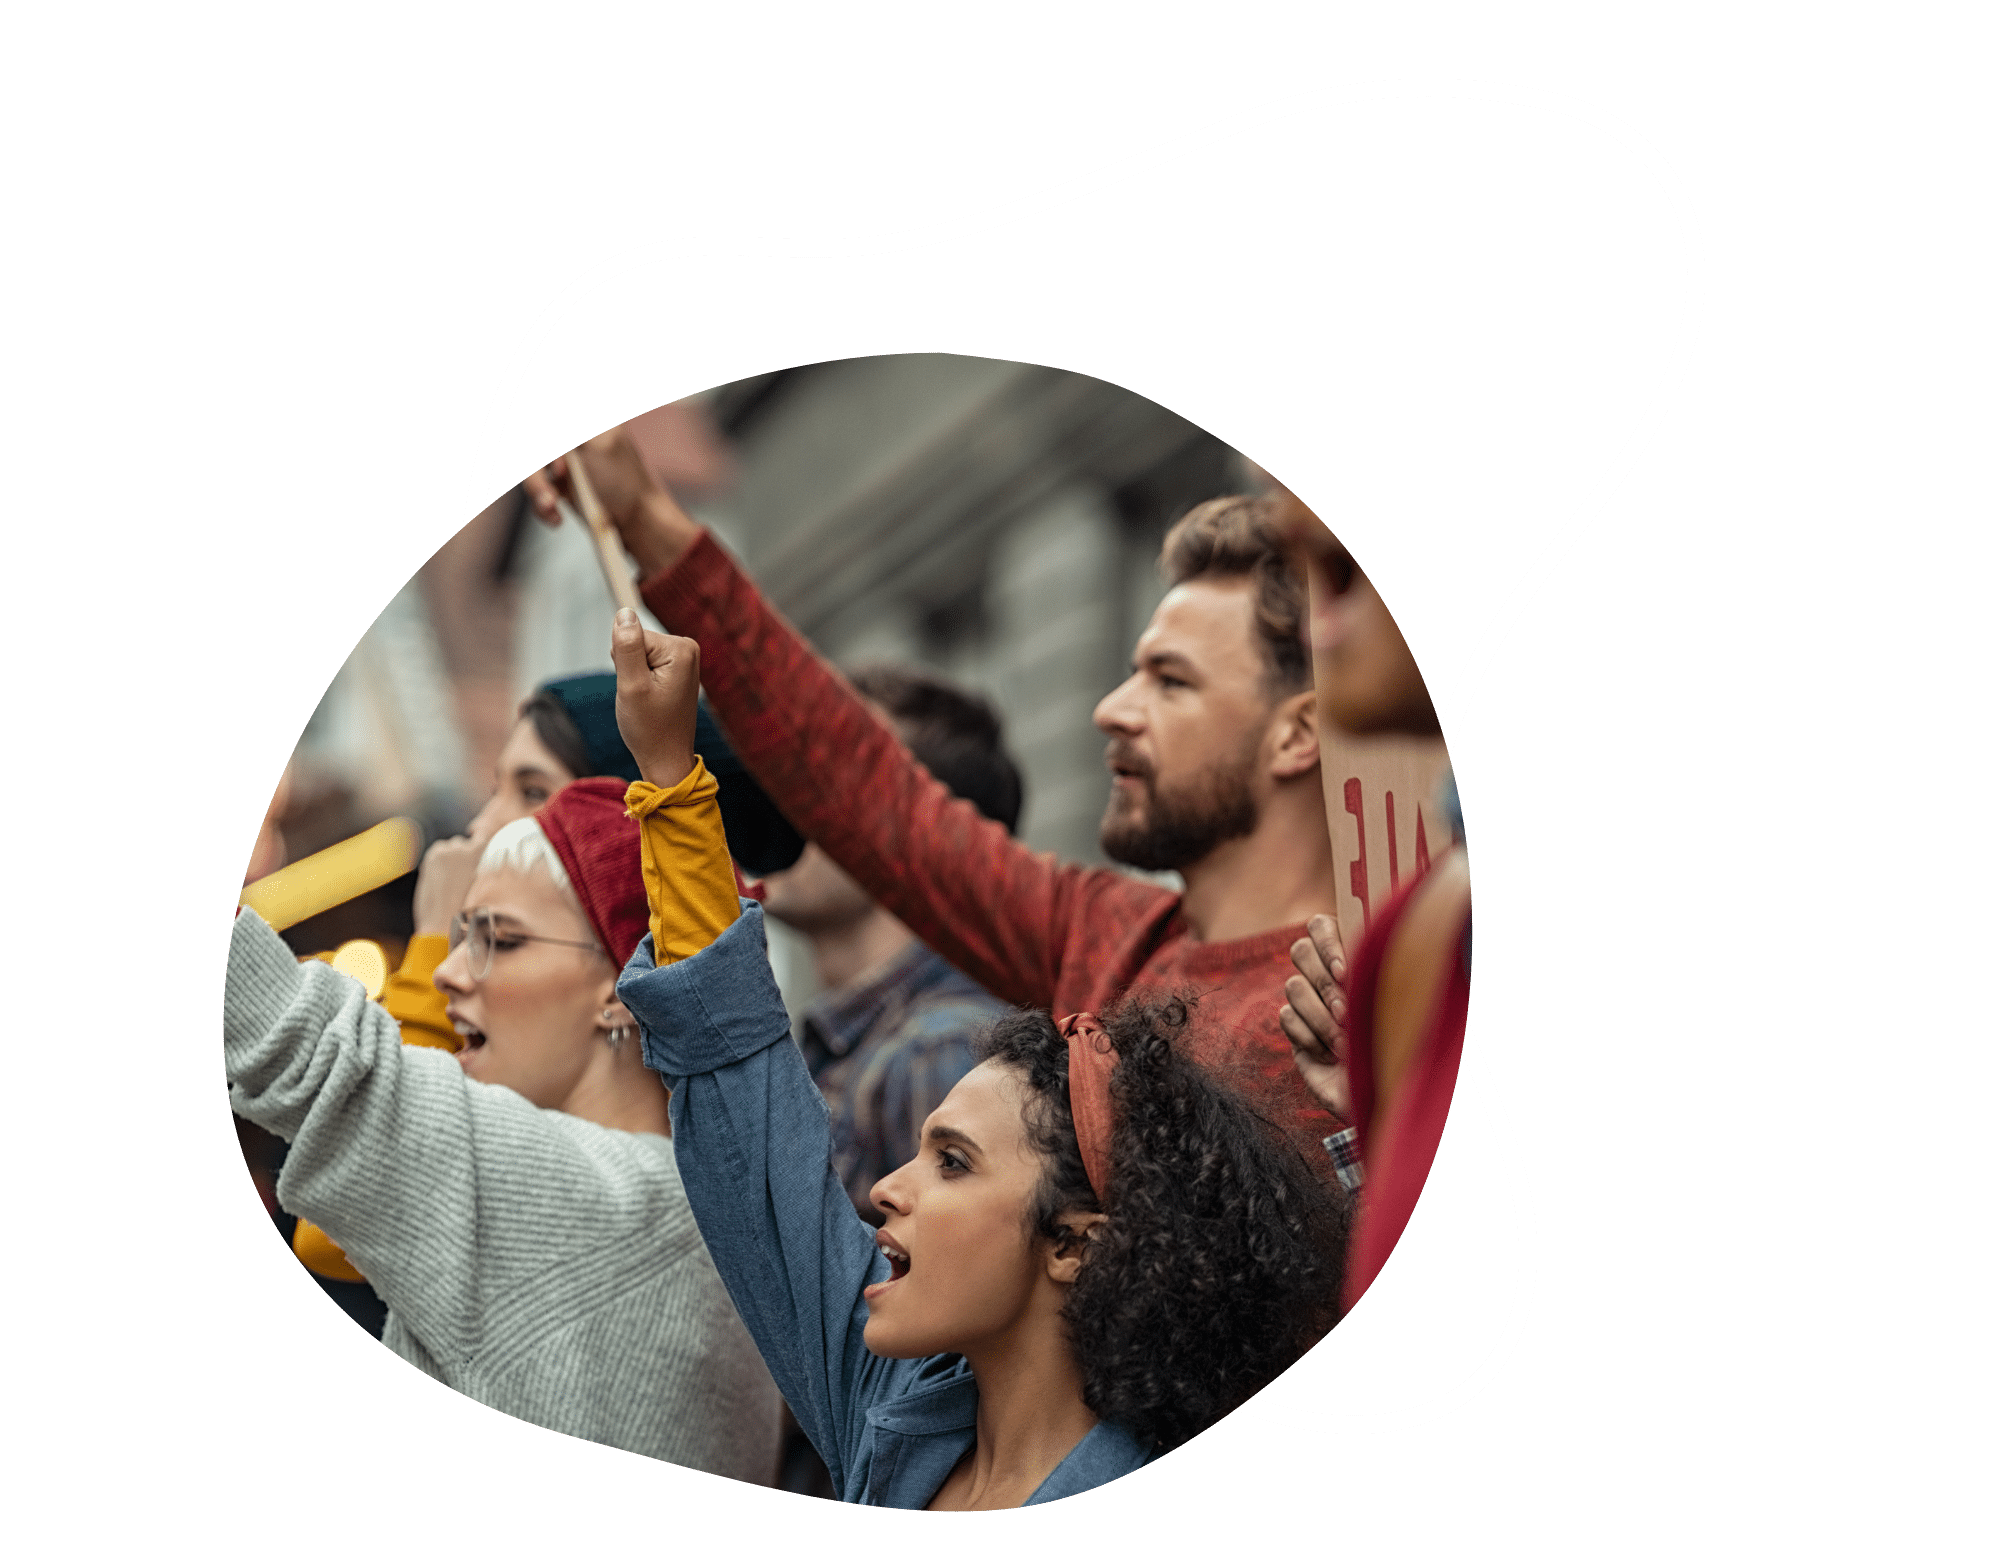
[565,455,644,615]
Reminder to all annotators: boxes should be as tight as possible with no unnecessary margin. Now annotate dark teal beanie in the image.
[537,672,805,876]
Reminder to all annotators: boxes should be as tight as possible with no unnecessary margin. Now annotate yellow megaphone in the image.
[239,816,424,933]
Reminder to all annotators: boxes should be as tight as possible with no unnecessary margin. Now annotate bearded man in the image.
[525,432,1346,1172]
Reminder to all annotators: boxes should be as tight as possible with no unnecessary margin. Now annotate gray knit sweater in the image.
[224,908,784,1484]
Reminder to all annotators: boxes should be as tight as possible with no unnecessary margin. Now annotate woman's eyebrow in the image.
[925,1124,984,1156]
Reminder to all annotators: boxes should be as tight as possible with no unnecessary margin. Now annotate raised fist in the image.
[413,834,488,937]
[521,426,700,579]
[610,608,700,789]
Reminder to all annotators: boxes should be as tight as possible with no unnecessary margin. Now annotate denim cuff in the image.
[617,899,794,1078]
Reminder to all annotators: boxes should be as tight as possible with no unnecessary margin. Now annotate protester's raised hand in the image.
[521,427,700,578]
[610,608,700,788]
[523,429,650,530]
[413,835,489,936]
[1280,912,1353,1125]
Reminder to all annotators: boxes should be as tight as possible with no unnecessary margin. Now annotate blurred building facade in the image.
[277,353,1257,991]
[700,356,1256,865]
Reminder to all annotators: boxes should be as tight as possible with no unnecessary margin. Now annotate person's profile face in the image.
[1092,577,1274,858]
[467,718,576,845]
[1268,486,1439,738]
[861,1060,1051,1361]
[433,865,610,1110]
[757,841,875,933]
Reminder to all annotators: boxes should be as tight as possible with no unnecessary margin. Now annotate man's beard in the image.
[1099,743,1260,873]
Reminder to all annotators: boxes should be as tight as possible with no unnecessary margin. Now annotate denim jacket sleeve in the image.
[616,901,904,1494]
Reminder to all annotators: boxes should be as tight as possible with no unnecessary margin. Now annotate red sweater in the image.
[639,531,1342,1172]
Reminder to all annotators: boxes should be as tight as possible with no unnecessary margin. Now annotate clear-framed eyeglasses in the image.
[447,907,604,982]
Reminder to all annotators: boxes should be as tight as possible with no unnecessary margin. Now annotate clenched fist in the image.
[610,608,700,789]
[523,427,701,579]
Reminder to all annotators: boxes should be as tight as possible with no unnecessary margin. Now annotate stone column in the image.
[980,483,1125,865]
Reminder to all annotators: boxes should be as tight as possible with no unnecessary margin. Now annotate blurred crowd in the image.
[226,406,1468,1509]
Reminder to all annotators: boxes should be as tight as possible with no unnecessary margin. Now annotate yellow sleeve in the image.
[380,933,460,1053]
[293,1219,366,1282]
[625,756,741,963]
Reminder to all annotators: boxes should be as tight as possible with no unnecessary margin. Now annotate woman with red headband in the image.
[607,608,1348,1509]
[223,768,785,1483]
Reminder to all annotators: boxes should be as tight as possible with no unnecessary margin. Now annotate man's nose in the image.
[1092,675,1142,735]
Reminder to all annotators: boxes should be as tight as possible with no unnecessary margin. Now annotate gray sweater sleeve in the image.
[223,907,704,1365]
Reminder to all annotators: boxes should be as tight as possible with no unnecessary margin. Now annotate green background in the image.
[7,3,1992,1528]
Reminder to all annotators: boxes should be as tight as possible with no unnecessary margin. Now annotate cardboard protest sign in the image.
[1314,726,1456,953]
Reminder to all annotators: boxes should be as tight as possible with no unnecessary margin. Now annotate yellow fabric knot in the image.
[624,756,720,819]
[625,757,742,963]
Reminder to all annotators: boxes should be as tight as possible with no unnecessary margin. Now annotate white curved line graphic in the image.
[464,84,1704,1432]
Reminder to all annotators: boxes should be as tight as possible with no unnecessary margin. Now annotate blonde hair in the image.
[476,817,575,895]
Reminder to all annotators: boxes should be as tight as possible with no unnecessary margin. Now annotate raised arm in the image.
[524,431,1158,1010]
[617,905,904,1496]
[645,534,1113,1008]
[224,908,702,1362]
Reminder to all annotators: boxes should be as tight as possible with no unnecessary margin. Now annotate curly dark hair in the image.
[976,997,1349,1453]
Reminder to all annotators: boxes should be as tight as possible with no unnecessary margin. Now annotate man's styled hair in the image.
[1159,493,1310,696]
[845,663,1025,834]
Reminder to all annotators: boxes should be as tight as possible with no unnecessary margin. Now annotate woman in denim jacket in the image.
[608,610,1347,1510]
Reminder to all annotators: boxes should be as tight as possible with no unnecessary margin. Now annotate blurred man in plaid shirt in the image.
[760,663,1023,1223]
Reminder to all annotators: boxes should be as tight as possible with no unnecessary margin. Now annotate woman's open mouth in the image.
[451,1017,488,1061]
[863,1230,910,1302]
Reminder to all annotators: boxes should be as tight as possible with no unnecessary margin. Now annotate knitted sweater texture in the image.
[223,907,784,1484]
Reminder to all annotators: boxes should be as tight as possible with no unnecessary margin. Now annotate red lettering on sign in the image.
[1385,790,1400,889]
[1344,777,1371,930]
[1414,807,1431,878]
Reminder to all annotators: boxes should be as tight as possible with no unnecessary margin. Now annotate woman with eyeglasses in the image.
[384,668,801,1053]
[281,668,801,1300]
[276,671,658,1304]
[223,769,786,1484]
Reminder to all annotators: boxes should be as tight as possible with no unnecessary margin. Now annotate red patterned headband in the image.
[1058,1011,1120,1202]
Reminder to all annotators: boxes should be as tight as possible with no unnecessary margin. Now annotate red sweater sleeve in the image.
[639,530,1159,1011]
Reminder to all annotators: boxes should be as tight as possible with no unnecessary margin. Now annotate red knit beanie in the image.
[533,777,649,967]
